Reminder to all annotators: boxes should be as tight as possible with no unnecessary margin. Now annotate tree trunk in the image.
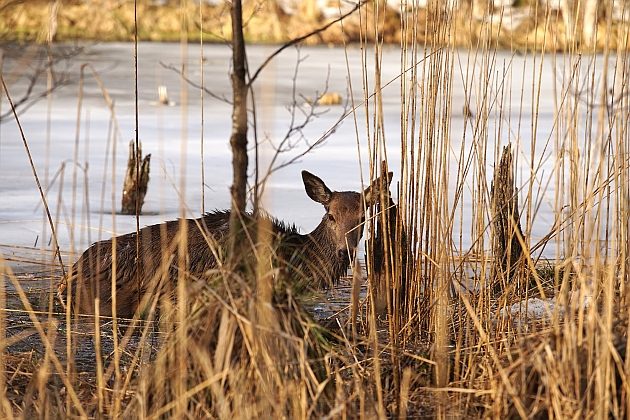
[121,140,151,215]
[490,145,526,294]
[229,0,249,236]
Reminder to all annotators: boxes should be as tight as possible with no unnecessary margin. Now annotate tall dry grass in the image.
[1,0,630,418]
[357,2,630,418]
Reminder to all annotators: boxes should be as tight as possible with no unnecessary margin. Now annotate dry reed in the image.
[1,0,629,418]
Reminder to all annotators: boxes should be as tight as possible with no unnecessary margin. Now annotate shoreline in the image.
[1,2,629,52]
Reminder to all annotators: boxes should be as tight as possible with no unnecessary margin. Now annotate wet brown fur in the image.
[58,171,391,318]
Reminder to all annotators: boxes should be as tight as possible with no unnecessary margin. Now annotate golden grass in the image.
[0,0,628,51]
[1,0,630,418]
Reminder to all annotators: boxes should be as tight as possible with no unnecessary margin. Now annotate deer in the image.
[56,170,392,319]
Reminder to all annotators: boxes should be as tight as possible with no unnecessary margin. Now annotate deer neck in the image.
[300,220,348,286]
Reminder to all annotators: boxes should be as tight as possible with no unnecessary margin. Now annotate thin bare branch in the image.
[159,61,232,104]
[0,46,85,124]
[248,1,366,85]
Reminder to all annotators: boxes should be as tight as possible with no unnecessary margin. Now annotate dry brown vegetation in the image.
[1,0,630,419]
[1,0,629,51]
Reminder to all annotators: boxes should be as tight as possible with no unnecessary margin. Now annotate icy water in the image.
[0,43,614,261]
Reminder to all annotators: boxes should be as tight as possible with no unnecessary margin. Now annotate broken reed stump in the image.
[121,140,151,215]
[490,144,527,294]
[369,187,397,318]
[366,163,407,321]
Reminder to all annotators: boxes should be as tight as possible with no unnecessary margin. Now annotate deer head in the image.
[302,170,393,261]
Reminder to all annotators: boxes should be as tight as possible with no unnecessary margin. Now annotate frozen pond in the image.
[0,42,616,263]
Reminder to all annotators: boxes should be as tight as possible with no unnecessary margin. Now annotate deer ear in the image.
[364,171,393,205]
[302,171,333,205]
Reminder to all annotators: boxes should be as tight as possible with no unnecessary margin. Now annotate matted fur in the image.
[57,171,392,318]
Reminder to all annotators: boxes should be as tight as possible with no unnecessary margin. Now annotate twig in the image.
[159,61,232,104]
[248,1,366,85]
[255,54,345,192]
[0,45,85,124]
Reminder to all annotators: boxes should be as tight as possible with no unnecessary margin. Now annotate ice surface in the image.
[0,43,615,264]
[496,291,593,327]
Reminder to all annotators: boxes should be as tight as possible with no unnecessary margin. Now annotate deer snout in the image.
[343,232,361,254]
[337,249,350,261]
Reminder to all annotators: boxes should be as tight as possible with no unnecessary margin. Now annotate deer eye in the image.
[327,214,335,222]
